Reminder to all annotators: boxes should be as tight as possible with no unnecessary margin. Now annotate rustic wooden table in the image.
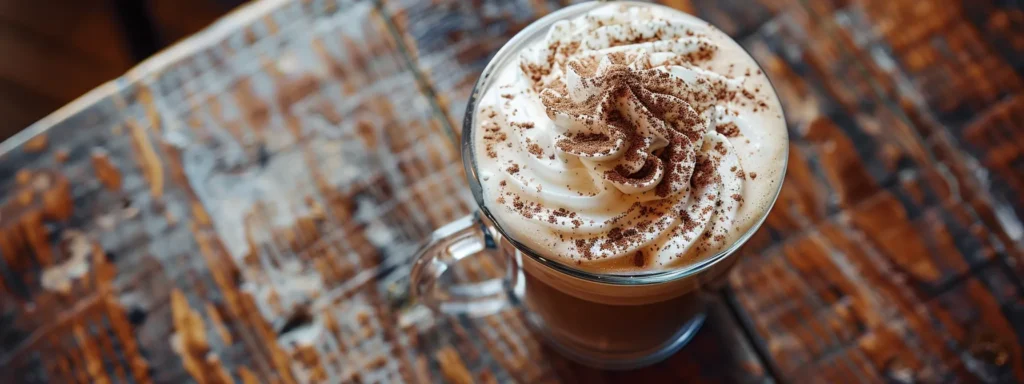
[0,0,1021,382]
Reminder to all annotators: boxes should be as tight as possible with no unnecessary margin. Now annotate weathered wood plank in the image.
[0,0,470,382]
[381,0,567,132]
[725,0,1024,382]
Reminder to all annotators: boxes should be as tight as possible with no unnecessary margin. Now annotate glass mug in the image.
[410,1,785,370]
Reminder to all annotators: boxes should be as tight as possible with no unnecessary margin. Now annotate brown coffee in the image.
[520,268,704,355]
[503,240,738,361]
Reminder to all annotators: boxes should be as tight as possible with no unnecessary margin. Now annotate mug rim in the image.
[461,1,789,286]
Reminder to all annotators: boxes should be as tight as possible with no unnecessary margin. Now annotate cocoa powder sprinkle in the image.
[527,143,544,157]
[716,122,740,137]
[633,251,645,267]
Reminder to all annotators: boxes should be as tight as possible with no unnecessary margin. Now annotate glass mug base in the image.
[525,309,707,370]
[507,247,712,370]
[411,214,725,370]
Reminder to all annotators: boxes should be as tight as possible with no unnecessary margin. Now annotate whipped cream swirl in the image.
[477,4,781,271]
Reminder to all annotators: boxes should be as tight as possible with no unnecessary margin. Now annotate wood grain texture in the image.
[0,0,248,140]
[0,0,1021,383]
[0,0,133,139]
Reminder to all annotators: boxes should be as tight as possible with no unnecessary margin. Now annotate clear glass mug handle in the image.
[410,213,513,317]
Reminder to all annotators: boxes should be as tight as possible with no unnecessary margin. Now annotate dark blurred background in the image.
[0,0,245,140]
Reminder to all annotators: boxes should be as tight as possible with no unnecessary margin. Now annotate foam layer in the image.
[475,3,787,273]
